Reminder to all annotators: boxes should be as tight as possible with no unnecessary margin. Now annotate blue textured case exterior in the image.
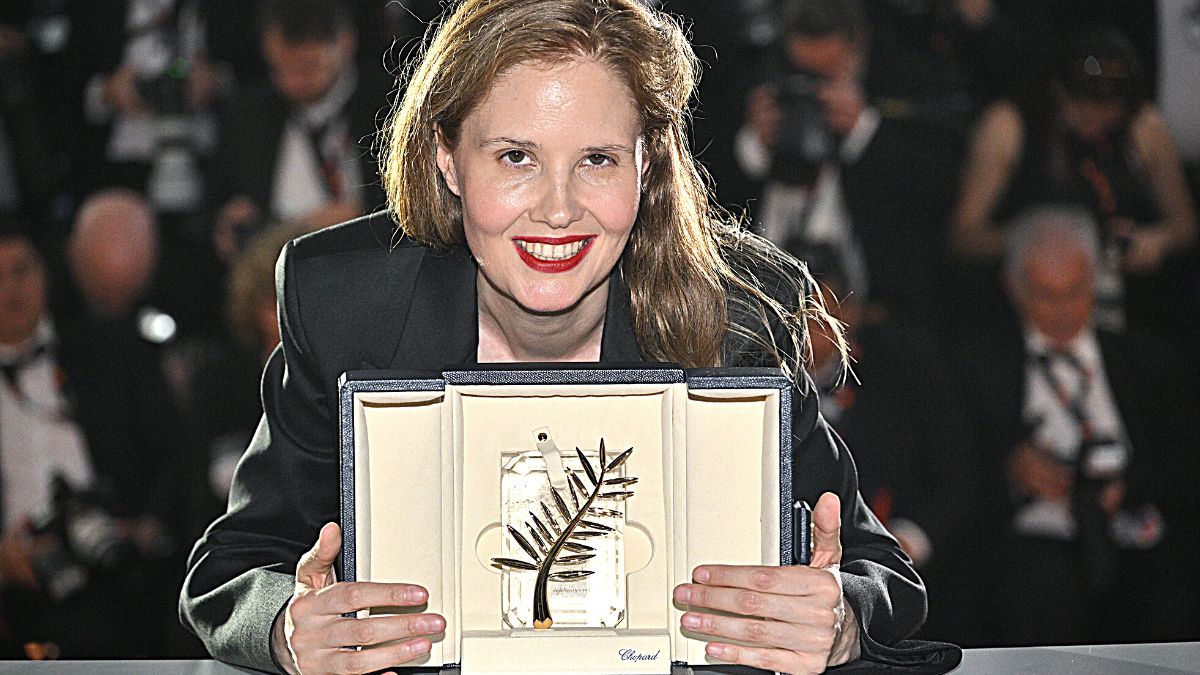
[337,364,795,673]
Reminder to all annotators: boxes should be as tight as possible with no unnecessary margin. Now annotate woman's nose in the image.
[529,173,583,229]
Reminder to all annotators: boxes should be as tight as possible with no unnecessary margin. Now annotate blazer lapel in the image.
[599,268,643,363]
[388,245,479,370]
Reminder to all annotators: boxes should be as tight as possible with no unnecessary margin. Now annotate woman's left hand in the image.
[673,492,860,675]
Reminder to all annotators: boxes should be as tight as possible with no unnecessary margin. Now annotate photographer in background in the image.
[208,0,388,263]
[736,0,873,305]
[0,212,196,658]
[69,0,229,215]
[736,0,1014,326]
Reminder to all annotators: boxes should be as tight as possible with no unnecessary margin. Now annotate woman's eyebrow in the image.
[479,136,539,149]
[583,143,635,154]
[478,138,636,155]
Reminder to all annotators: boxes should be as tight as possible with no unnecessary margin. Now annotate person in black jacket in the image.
[181,2,952,673]
[735,0,1024,325]
[208,0,389,262]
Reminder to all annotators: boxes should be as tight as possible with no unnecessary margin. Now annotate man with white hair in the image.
[957,204,1199,645]
[67,188,159,319]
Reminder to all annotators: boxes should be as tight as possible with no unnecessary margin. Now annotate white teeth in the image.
[516,239,589,261]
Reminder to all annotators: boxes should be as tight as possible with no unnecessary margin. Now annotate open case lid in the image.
[337,364,796,674]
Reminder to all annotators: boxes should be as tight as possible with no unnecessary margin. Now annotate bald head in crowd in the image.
[1004,205,1100,349]
[68,190,159,317]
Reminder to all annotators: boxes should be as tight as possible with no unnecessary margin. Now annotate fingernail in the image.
[407,586,428,602]
[681,613,701,629]
[693,568,710,583]
[706,643,727,658]
[674,586,691,603]
[411,639,431,655]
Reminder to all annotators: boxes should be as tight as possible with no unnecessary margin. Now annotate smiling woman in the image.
[383,0,840,374]
[178,1,956,674]
[434,57,645,360]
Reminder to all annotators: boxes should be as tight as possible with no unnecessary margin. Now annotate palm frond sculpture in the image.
[492,438,635,629]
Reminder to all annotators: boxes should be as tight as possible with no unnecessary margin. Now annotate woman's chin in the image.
[479,271,609,318]
[512,293,585,317]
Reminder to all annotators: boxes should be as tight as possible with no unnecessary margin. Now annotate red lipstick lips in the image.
[512,235,595,273]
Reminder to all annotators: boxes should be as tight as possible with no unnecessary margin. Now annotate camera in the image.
[136,38,205,213]
[769,71,836,187]
[28,475,166,603]
[135,58,190,117]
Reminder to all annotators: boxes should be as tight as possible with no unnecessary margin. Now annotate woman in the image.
[180,2,937,673]
[949,27,1197,334]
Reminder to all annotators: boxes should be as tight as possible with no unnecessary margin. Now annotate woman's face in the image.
[436,57,645,315]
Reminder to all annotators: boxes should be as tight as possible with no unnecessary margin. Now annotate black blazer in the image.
[179,211,932,672]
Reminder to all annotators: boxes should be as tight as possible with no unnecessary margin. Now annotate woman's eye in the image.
[584,153,615,167]
[502,150,529,165]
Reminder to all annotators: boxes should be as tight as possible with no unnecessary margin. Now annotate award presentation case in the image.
[338,364,799,674]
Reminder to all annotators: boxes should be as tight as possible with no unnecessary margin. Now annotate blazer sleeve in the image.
[789,378,930,658]
[179,240,340,673]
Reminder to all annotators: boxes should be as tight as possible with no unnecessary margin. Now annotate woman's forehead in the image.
[463,58,642,141]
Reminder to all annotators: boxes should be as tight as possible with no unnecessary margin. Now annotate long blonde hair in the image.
[380,0,844,378]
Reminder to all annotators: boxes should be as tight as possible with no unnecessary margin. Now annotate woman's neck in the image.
[476,273,607,363]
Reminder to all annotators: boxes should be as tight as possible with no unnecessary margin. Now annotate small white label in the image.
[534,427,569,490]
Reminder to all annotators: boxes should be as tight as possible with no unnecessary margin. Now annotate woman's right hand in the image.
[273,522,446,675]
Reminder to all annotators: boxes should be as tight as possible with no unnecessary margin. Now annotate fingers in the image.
[323,612,446,649]
[294,637,434,675]
[306,581,430,616]
[811,491,842,568]
[296,522,342,590]
[688,565,838,602]
[676,567,840,624]
[681,609,836,654]
[286,587,442,672]
[705,641,826,675]
[1122,231,1169,272]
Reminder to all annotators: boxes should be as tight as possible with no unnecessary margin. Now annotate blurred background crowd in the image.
[0,0,1197,660]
